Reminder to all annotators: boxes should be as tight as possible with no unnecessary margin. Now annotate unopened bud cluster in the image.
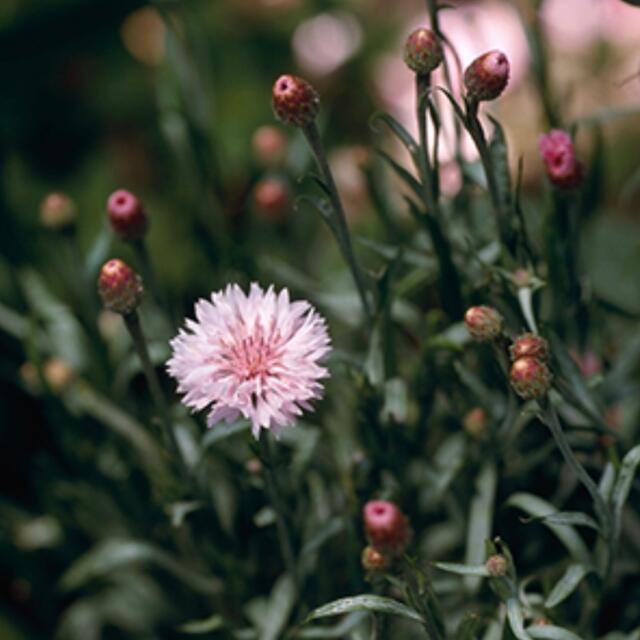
[361,500,411,574]
[403,28,443,75]
[485,554,508,577]
[539,129,583,190]
[107,189,148,242]
[464,305,503,342]
[272,75,319,127]
[97,259,143,315]
[509,333,552,400]
[464,50,510,103]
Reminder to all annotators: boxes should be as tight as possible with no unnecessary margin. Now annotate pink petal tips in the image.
[167,283,331,438]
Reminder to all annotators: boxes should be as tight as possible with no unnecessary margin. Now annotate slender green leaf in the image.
[262,575,296,640]
[295,612,367,638]
[433,562,489,577]
[304,595,424,625]
[522,511,600,532]
[455,612,483,640]
[465,463,497,591]
[370,112,419,158]
[506,493,590,564]
[612,445,640,543]
[487,114,512,208]
[375,147,423,200]
[527,625,584,640]
[177,614,225,634]
[545,564,592,608]
[506,598,531,640]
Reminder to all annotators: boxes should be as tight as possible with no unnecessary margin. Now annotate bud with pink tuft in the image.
[97,259,143,315]
[272,74,319,127]
[510,356,552,399]
[363,500,411,556]
[107,189,148,242]
[464,50,510,103]
[464,305,504,342]
[509,333,549,362]
[403,28,443,75]
[538,129,583,190]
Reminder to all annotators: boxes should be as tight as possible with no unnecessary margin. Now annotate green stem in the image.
[259,431,300,592]
[302,122,373,325]
[540,401,612,544]
[465,104,515,254]
[123,311,181,461]
[414,75,464,319]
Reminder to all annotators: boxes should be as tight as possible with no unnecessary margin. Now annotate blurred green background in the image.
[1,0,640,638]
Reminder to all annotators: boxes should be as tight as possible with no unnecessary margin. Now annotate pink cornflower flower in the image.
[167,283,331,438]
[539,129,583,190]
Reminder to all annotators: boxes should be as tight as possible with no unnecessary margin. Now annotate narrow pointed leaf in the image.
[506,598,531,640]
[612,444,640,543]
[433,562,489,577]
[526,625,584,640]
[545,564,593,608]
[304,595,424,625]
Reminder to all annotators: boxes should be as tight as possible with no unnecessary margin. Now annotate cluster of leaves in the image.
[1,1,640,639]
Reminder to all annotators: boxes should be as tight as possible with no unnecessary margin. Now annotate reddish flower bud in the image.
[253,178,291,220]
[464,50,510,102]
[509,333,550,362]
[485,554,508,577]
[403,28,443,75]
[510,357,552,399]
[534,618,552,626]
[539,130,583,190]
[40,192,76,229]
[463,407,488,439]
[272,74,319,127]
[107,189,148,241]
[361,545,389,573]
[464,305,504,342]
[97,259,143,315]
[252,126,288,168]
[363,500,411,556]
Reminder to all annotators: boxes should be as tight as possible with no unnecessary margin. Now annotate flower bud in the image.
[107,189,148,242]
[463,407,488,439]
[534,618,552,626]
[539,130,583,190]
[485,554,508,577]
[252,126,288,168]
[464,50,510,102]
[272,74,319,127]
[363,500,411,556]
[97,259,143,315]
[253,178,291,220]
[509,333,549,362]
[403,28,443,75]
[361,545,389,573]
[43,359,75,393]
[510,357,552,399]
[464,305,504,342]
[40,192,76,229]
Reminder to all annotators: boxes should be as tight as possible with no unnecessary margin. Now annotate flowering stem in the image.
[414,75,464,319]
[123,311,181,461]
[302,122,373,325]
[464,104,515,254]
[259,431,300,592]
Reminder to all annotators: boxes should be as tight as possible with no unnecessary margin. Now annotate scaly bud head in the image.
[272,74,319,127]
[107,189,148,242]
[464,50,510,102]
[40,192,76,229]
[485,554,508,577]
[97,259,143,315]
[538,129,583,190]
[510,357,552,399]
[361,545,389,573]
[464,305,504,342]
[363,500,411,556]
[403,28,443,75]
[510,333,550,362]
